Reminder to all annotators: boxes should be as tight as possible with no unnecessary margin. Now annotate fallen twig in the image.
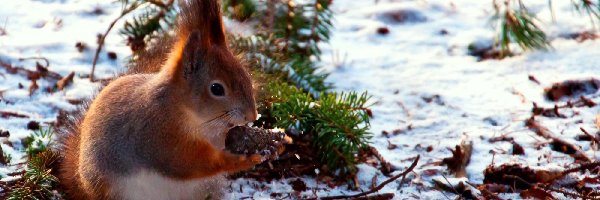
[321,155,420,200]
[504,175,600,200]
[561,160,600,176]
[0,60,37,79]
[432,177,461,196]
[432,177,479,200]
[532,97,597,118]
[349,193,394,200]
[465,182,502,200]
[90,2,144,82]
[580,127,600,146]
[525,117,591,162]
[369,146,394,175]
[0,111,29,118]
[18,57,49,68]
[0,59,61,81]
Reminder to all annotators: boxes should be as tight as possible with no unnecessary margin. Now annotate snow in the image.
[0,0,128,171]
[1,0,599,199]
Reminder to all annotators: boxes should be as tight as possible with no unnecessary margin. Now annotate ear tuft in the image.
[178,0,227,48]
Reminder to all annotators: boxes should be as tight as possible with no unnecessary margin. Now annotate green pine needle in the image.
[8,150,59,200]
[495,6,550,58]
[23,127,55,158]
[571,0,600,30]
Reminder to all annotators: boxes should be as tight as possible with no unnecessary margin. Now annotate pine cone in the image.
[225,126,292,160]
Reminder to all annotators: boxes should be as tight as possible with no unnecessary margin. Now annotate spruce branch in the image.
[121,0,176,54]
[3,125,60,198]
[7,149,59,200]
[230,34,331,96]
[265,82,372,176]
[263,0,334,95]
[493,0,550,58]
[223,0,257,21]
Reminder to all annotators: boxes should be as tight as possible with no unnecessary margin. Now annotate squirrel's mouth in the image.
[222,113,255,135]
[226,115,255,129]
[227,121,250,128]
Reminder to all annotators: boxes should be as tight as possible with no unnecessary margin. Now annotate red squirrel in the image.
[57,0,261,199]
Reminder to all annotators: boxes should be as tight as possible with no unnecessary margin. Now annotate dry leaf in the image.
[57,71,75,90]
[442,139,472,177]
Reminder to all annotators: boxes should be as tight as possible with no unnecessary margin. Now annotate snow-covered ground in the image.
[0,0,132,177]
[1,0,599,199]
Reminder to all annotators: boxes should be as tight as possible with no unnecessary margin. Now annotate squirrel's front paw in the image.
[234,154,265,171]
[247,154,265,164]
[245,153,265,164]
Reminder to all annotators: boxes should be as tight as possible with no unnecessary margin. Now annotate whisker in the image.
[201,109,238,126]
[201,111,229,125]
[200,108,244,127]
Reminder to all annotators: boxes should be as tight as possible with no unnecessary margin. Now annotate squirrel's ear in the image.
[178,0,227,48]
[170,31,205,80]
[207,15,226,47]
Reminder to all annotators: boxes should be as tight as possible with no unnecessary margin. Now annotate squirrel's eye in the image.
[210,83,225,96]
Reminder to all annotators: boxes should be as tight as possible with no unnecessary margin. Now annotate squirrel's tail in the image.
[56,102,93,199]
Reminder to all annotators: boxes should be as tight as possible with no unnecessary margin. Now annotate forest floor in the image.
[1,0,600,199]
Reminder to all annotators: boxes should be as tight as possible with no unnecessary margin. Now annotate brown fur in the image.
[57,0,259,199]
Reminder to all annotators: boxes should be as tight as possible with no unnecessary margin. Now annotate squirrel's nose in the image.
[244,110,258,122]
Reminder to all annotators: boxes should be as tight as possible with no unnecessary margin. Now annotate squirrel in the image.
[57,0,262,199]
